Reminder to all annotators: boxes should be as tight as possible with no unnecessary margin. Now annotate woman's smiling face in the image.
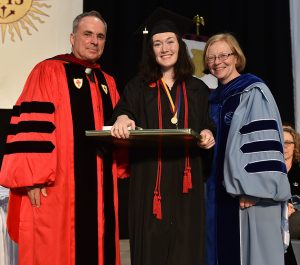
[206,40,240,84]
[152,32,179,72]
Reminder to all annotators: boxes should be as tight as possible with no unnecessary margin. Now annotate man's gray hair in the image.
[72,10,107,33]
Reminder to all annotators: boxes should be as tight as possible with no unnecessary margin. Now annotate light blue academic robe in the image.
[206,73,291,265]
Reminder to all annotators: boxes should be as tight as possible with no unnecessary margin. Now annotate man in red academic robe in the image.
[0,10,128,265]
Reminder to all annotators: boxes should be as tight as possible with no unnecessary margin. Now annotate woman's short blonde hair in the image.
[283,125,300,163]
[203,33,246,73]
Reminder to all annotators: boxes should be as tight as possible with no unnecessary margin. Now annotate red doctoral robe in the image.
[0,55,128,265]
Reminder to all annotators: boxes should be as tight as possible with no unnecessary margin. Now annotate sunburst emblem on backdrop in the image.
[0,0,51,44]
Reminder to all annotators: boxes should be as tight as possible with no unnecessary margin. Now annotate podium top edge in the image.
[85,128,200,139]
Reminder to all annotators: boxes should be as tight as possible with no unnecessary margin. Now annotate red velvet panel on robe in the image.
[0,57,128,265]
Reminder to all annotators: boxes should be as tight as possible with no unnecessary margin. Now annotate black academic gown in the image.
[112,75,214,265]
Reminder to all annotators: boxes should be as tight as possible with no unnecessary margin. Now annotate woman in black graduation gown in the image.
[110,20,215,265]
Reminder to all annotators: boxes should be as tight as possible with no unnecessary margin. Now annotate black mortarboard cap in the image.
[150,20,180,37]
[139,7,194,37]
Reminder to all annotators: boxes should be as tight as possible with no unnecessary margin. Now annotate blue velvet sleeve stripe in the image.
[239,120,278,134]
[12,101,55,116]
[245,160,287,173]
[5,141,55,154]
[241,140,283,153]
[8,121,56,135]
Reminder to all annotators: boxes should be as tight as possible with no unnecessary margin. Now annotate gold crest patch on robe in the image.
[101,84,108,94]
[73,78,83,89]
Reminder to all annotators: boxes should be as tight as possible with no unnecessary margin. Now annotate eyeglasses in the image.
[284,141,295,145]
[206,52,234,63]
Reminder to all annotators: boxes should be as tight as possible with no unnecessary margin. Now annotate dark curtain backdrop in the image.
[84,0,294,124]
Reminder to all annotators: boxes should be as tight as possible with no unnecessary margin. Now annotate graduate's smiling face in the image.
[206,40,239,84]
[152,32,179,72]
[70,16,106,63]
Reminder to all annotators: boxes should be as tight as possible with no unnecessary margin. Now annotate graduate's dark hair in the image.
[139,34,195,84]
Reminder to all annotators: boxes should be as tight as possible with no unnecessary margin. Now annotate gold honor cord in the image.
[160,79,178,124]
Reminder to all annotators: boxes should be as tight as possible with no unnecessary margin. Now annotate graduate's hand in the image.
[26,184,47,208]
[197,129,215,149]
[111,115,136,139]
[288,202,296,217]
[239,195,257,209]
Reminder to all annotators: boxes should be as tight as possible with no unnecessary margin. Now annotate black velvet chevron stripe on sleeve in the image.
[8,121,56,135]
[241,140,283,153]
[245,160,287,173]
[5,141,55,154]
[239,120,278,134]
[12,101,55,116]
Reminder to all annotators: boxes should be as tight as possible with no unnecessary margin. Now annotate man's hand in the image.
[26,185,47,208]
[111,115,136,139]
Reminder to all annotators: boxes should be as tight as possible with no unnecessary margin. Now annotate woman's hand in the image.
[111,115,136,139]
[239,195,257,209]
[197,129,215,149]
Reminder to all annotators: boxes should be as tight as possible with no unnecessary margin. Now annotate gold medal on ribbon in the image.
[171,112,178,124]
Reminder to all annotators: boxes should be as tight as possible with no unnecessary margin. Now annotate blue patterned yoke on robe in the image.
[206,73,291,265]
